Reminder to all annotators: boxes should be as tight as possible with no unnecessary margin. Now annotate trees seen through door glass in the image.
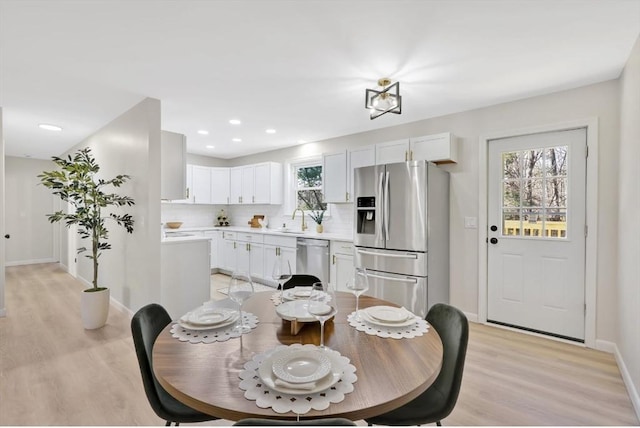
[501,146,568,238]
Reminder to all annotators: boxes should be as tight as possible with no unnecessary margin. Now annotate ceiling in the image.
[1,0,639,160]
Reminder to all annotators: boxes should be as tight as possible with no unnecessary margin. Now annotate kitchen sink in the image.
[278,229,305,234]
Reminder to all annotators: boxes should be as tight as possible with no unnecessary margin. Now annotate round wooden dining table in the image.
[152,291,443,422]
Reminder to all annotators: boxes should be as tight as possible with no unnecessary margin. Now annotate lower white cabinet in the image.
[263,235,298,286]
[203,230,221,269]
[330,240,354,292]
[221,231,265,279]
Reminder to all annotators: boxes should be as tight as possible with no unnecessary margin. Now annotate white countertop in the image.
[163,225,353,242]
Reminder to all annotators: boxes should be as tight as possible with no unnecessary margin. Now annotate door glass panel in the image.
[501,145,568,239]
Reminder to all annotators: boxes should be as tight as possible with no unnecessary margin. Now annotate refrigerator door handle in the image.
[356,249,418,259]
[377,171,385,239]
[365,272,418,284]
[384,171,390,241]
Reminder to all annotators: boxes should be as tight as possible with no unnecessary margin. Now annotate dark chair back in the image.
[365,303,469,426]
[131,303,216,424]
[281,274,321,290]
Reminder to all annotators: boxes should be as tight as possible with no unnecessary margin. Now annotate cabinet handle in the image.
[186,188,190,198]
[276,247,280,256]
[233,242,236,249]
[410,150,414,161]
[346,192,349,201]
[227,196,229,204]
[247,243,250,251]
[332,255,336,264]
[252,196,255,203]
[405,151,408,161]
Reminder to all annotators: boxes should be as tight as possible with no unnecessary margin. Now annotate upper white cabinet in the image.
[211,167,230,204]
[231,162,283,205]
[409,132,458,164]
[160,130,187,200]
[322,151,347,203]
[191,165,212,204]
[323,146,375,203]
[374,133,458,165]
[375,139,410,164]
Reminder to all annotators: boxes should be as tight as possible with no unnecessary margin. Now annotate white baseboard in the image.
[110,296,134,319]
[595,339,617,354]
[613,344,640,420]
[5,258,56,267]
[463,311,479,323]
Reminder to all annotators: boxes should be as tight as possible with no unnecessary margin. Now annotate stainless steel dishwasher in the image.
[296,238,330,285]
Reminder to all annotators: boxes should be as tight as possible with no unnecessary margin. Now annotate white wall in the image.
[4,157,57,265]
[617,34,640,416]
[0,108,5,317]
[62,98,162,314]
[230,80,621,344]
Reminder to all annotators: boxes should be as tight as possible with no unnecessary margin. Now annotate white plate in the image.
[359,310,418,328]
[271,349,331,383]
[258,349,343,395]
[365,306,412,323]
[178,311,239,331]
[276,299,316,322]
[188,307,235,326]
[282,287,313,301]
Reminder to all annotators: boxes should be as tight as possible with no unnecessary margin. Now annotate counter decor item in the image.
[38,147,135,330]
[165,221,183,229]
[216,209,229,226]
[248,214,265,228]
[308,210,325,233]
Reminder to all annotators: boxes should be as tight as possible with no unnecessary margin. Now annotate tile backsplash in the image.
[161,202,354,236]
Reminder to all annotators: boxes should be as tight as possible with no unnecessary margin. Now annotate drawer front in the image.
[332,240,354,255]
[222,231,237,241]
[237,233,264,243]
[264,235,297,248]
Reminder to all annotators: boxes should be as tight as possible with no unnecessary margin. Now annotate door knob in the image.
[490,237,498,244]
[4,234,9,239]
[490,225,498,232]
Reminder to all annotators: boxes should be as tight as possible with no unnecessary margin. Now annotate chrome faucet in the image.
[292,208,307,231]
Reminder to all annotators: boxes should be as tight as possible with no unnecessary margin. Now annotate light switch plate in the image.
[464,216,477,229]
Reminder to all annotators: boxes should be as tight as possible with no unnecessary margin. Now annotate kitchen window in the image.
[290,158,327,213]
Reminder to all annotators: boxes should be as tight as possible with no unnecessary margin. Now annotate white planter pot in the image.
[81,288,110,329]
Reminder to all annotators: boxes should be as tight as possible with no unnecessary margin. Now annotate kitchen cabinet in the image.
[191,165,212,204]
[410,132,458,164]
[375,139,410,164]
[230,162,283,205]
[330,240,354,292]
[210,167,230,204]
[161,130,187,200]
[375,133,458,165]
[221,231,238,272]
[322,151,347,203]
[323,145,375,203]
[263,235,297,286]
[203,230,221,269]
[221,231,265,279]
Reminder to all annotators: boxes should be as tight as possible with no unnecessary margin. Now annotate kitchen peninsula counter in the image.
[167,225,353,242]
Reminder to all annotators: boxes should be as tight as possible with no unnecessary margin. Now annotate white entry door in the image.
[487,128,587,341]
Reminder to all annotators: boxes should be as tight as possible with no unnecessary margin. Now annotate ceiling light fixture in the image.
[232,138,242,142]
[229,119,241,125]
[265,129,276,134]
[365,78,402,120]
[197,130,209,135]
[39,123,63,131]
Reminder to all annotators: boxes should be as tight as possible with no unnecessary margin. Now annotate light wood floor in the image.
[1,263,637,426]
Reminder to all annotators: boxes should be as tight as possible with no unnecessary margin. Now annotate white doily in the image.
[347,311,430,339]
[170,312,259,343]
[238,344,357,414]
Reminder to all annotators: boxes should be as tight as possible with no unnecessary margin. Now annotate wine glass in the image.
[228,271,254,334]
[306,281,338,349]
[346,267,369,320]
[271,257,292,300]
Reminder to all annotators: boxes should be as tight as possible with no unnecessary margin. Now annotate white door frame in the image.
[478,118,598,348]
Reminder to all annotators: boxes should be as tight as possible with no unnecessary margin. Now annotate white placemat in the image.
[170,312,259,343]
[347,311,430,339]
[238,344,357,414]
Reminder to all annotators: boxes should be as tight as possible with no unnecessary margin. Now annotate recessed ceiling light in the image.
[197,130,209,135]
[206,145,215,149]
[232,138,242,142]
[229,119,241,125]
[39,123,62,131]
[265,129,276,134]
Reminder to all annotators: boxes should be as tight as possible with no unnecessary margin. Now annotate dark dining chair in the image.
[281,274,321,290]
[131,303,218,426]
[365,303,469,426]
[234,417,356,426]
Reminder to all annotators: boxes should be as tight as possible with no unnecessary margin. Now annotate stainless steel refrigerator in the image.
[353,160,449,317]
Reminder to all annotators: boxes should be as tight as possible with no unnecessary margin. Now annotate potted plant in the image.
[39,147,135,329]
[308,210,325,233]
